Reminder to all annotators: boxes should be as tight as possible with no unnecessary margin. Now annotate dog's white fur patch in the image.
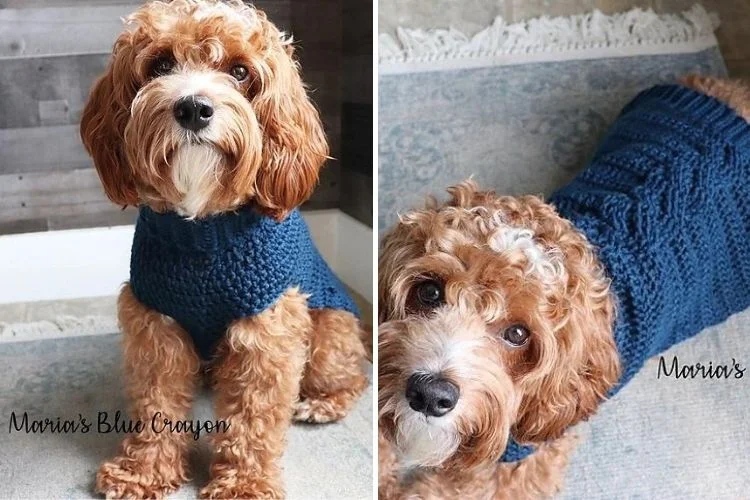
[177,71,231,99]
[489,226,560,282]
[171,142,223,218]
[403,312,488,383]
[136,69,239,218]
[409,334,482,379]
[482,210,565,285]
[394,399,461,468]
[192,0,257,27]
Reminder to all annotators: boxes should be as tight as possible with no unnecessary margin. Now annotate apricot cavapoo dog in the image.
[80,1,367,498]
[378,75,750,499]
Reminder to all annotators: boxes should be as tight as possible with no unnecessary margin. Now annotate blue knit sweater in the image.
[130,207,359,359]
[501,85,750,462]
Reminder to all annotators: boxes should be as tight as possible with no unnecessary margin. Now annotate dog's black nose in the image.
[173,95,213,131]
[405,374,459,417]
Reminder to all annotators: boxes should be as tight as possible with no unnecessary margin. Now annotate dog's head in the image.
[80,0,327,219]
[378,180,620,470]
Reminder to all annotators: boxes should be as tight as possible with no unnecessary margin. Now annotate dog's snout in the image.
[405,374,459,417]
[173,95,214,131]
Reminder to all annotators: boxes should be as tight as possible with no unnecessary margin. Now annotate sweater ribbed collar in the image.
[136,205,293,253]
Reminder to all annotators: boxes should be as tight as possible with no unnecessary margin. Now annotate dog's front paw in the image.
[199,474,284,499]
[293,396,346,423]
[294,386,365,423]
[96,456,184,499]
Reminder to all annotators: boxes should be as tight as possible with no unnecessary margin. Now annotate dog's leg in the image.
[96,284,200,499]
[293,309,368,423]
[200,289,311,499]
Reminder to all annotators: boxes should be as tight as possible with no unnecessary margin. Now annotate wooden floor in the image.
[380,0,750,79]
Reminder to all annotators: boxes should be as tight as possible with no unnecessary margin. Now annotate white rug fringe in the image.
[380,4,719,74]
[0,315,118,343]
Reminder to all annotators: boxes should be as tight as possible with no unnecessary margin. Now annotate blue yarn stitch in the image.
[501,84,750,463]
[130,207,359,359]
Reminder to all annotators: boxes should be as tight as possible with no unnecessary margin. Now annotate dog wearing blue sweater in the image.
[378,75,750,499]
[79,1,367,498]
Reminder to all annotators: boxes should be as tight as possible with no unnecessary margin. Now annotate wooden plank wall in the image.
[289,0,346,216]
[340,0,373,227]
[0,0,348,235]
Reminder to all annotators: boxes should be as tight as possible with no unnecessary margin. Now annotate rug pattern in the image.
[378,48,726,232]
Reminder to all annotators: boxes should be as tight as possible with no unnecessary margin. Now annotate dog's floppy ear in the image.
[377,222,415,323]
[513,234,620,443]
[251,13,328,221]
[80,33,140,207]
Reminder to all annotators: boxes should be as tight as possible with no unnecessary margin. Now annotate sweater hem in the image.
[137,205,283,253]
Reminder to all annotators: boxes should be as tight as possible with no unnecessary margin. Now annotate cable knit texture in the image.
[501,85,750,463]
[130,207,359,359]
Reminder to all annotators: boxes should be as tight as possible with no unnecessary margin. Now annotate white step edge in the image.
[0,209,372,306]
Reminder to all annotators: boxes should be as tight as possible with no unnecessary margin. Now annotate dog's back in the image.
[551,84,750,389]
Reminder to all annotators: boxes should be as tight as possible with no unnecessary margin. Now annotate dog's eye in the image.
[502,324,530,347]
[415,280,444,308]
[230,65,249,81]
[149,56,175,78]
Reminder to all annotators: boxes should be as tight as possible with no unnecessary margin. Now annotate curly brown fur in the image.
[379,431,577,500]
[380,183,619,444]
[294,309,369,423]
[101,290,366,499]
[682,75,750,121]
[377,75,750,499]
[377,181,619,498]
[200,289,310,499]
[85,1,366,498]
[379,428,401,500]
[80,0,328,221]
[97,285,201,499]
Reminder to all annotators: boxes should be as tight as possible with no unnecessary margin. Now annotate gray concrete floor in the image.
[0,333,373,500]
[379,0,750,79]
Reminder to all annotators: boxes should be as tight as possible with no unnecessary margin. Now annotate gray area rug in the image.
[0,334,372,499]
[379,48,727,233]
[562,308,750,498]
